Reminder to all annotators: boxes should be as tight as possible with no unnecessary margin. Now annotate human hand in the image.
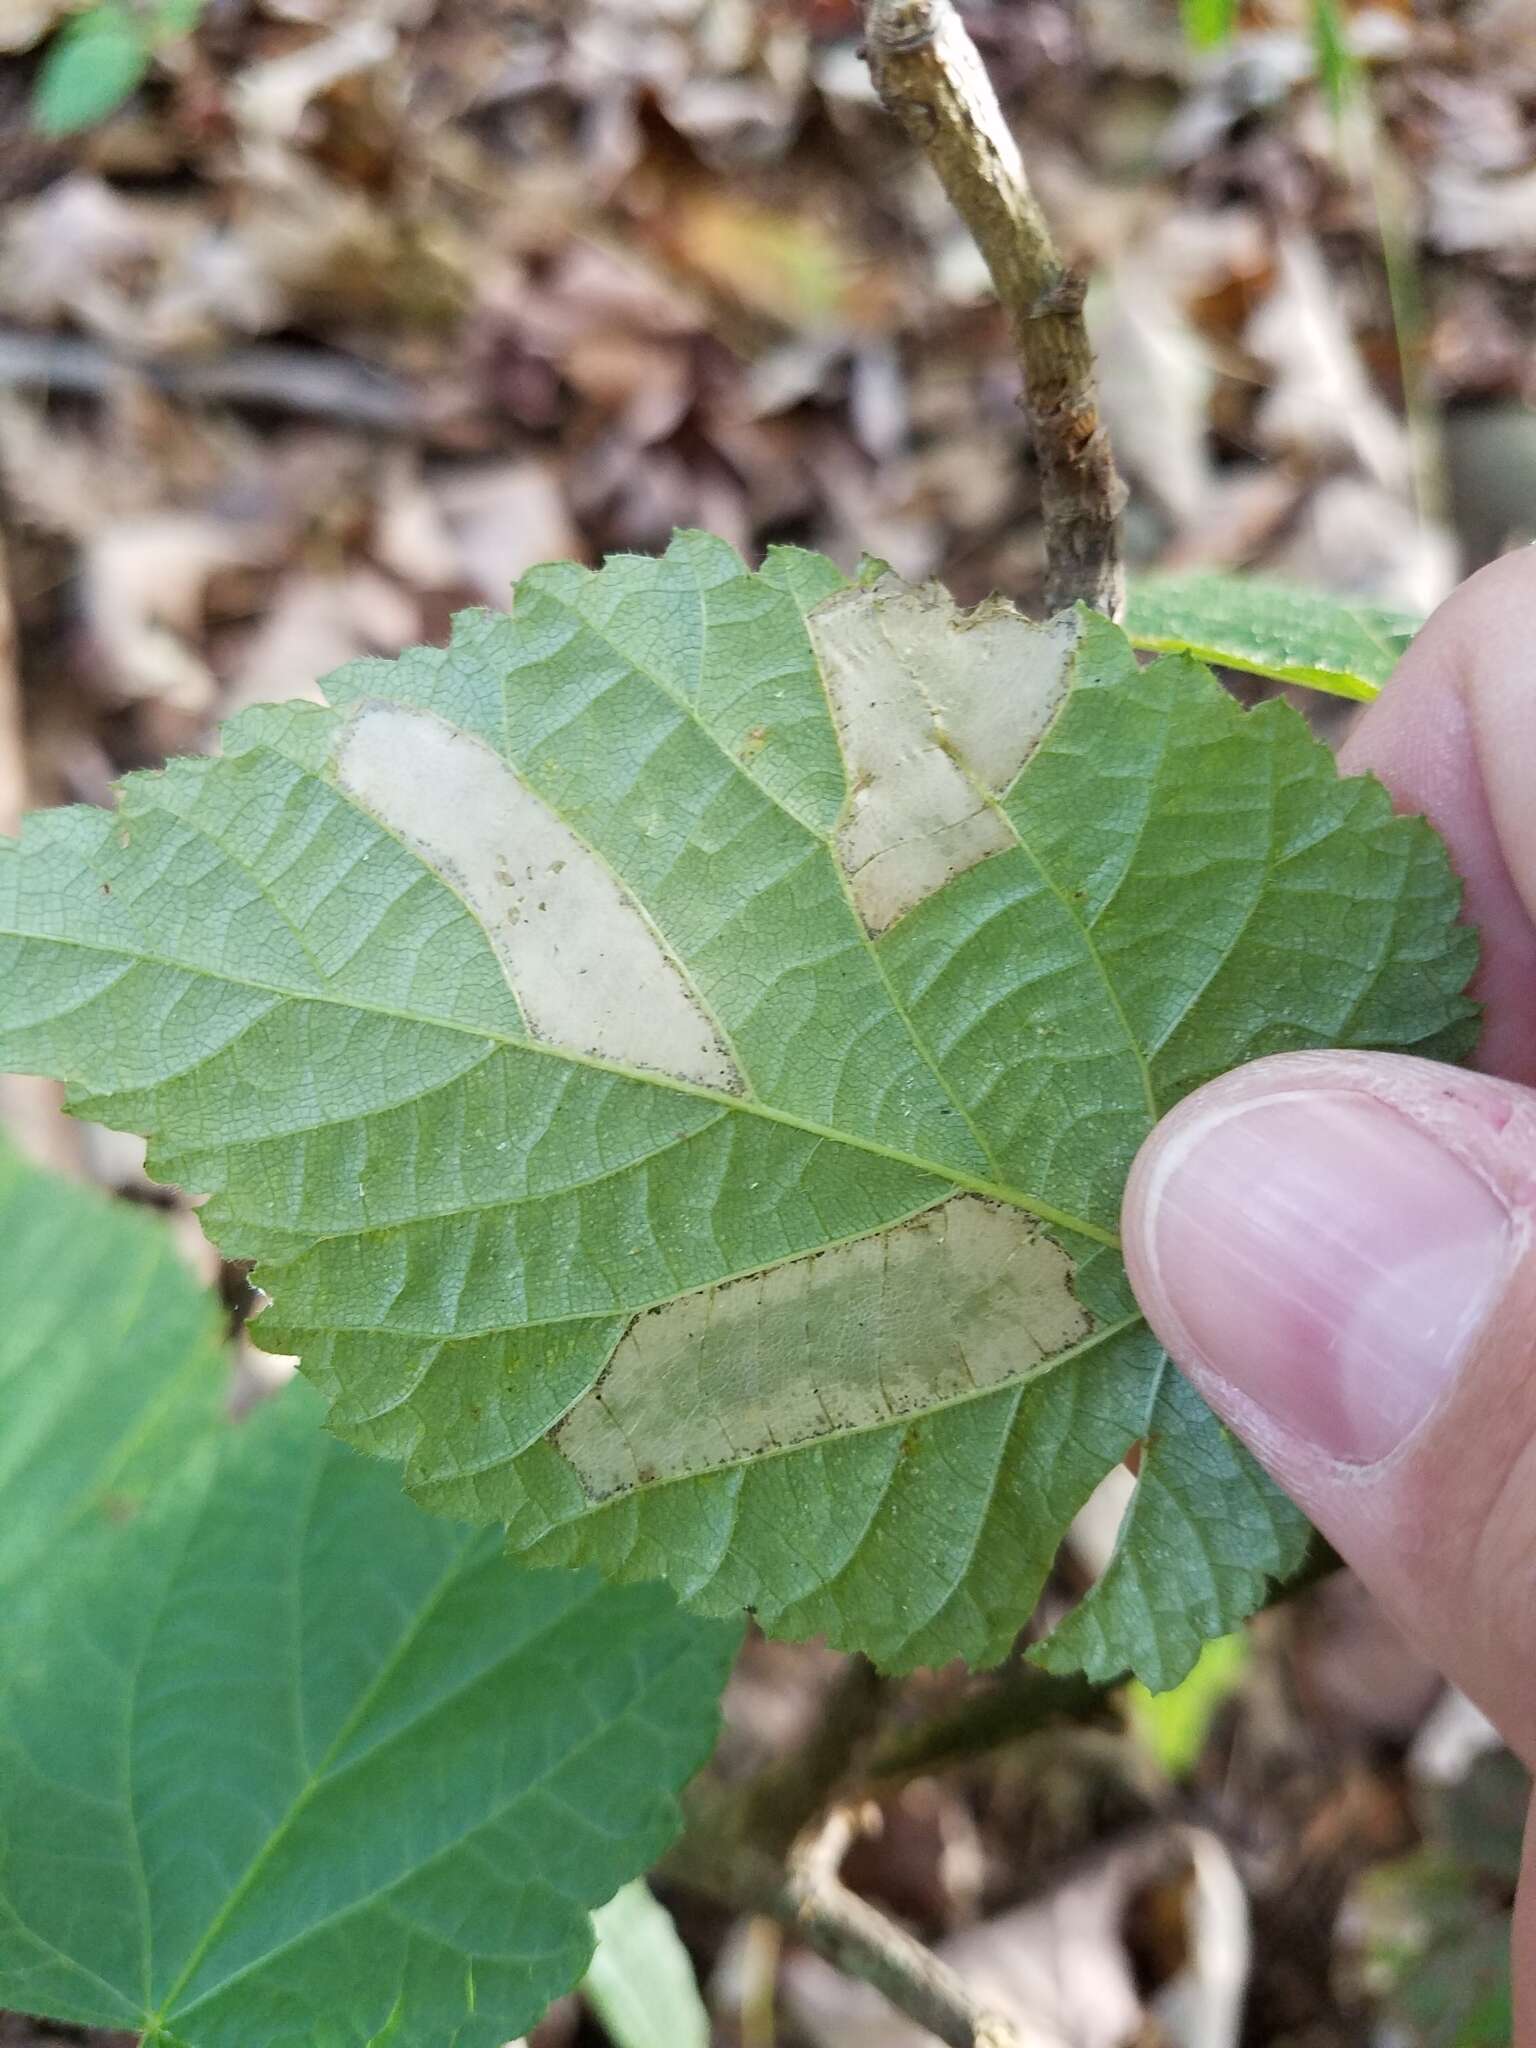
[1120,547,1536,2028]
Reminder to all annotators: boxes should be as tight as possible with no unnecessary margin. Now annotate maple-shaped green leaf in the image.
[0,1148,736,2048]
[0,535,1476,1688]
[1127,572,1421,700]
[0,1141,226,1599]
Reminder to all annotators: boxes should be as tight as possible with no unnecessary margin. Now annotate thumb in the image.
[1121,1047,1536,1765]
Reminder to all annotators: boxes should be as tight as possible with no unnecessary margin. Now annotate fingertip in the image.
[1123,1051,1520,1467]
[1339,547,1536,1086]
[1126,1049,1536,1759]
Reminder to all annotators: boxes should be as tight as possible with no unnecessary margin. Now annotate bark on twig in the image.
[665,1654,1115,2043]
[860,0,1125,617]
[778,1807,1026,2048]
[672,1804,1028,2048]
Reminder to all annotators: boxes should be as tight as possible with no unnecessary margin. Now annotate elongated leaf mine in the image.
[335,702,742,1090]
[809,578,1077,933]
[552,1195,1092,1500]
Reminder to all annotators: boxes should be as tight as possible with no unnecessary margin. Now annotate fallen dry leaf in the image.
[0,176,281,353]
[233,19,400,146]
[1427,163,1536,262]
[224,566,420,715]
[0,0,77,54]
[431,459,581,601]
[1247,235,1411,490]
[83,511,279,714]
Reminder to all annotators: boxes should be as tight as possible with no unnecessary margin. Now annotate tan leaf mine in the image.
[809,577,1078,934]
[334,702,742,1091]
[552,1195,1093,1500]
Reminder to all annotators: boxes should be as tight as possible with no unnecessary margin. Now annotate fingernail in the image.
[1133,1087,1517,1464]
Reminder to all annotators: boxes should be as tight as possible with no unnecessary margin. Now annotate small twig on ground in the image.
[860,0,1126,617]
[673,1802,1028,2048]
[668,1654,1112,2043]
[0,329,414,429]
[778,1806,1025,2048]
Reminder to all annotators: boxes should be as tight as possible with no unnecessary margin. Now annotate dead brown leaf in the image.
[224,566,420,715]
[0,1,78,54]
[431,459,580,601]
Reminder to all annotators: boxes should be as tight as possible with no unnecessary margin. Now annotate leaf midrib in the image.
[880,624,1159,1132]
[34,922,1120,1249]
[157,1570,701,2031]
[146,1509,487,2027]
[539,580,1009,1189]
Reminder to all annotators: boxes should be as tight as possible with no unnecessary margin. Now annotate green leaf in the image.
[0,1160,737,2048]
[33,2,152,135]
[1312,0,1356,115]
[583,1882,709,2048]
[1126,572,1421,700]
[1180,0,1240,50]
[1359,1860,1514,2048]
[0,1139,226,1597]
[1125,1630,1248,1779]
[0,536,1476,1688]
[1358,1747,1528,2047]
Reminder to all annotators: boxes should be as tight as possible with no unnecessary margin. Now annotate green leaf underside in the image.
[1126,573,1422,701]
[0,534,1476,1686]
[0,1157,736,2047]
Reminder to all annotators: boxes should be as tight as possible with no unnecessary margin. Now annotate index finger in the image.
[1339,548,1536,1087]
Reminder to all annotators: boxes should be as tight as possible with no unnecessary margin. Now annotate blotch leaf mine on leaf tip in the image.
[0,530,1478,1688]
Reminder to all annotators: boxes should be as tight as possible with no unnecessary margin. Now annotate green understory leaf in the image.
[1126,1630,1248,1780]
[583,1882,710,2048]
[1358,1861,1515,2046]
[33,3,153,135]
[0,1141,225,1600]
[1126,572,1421,700]
[0,1151,737,2048]
[0,534,1476,1688]
[1311,0,1357,115]
[1357,1745,1526,2046]
[1180,0,1241,51]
